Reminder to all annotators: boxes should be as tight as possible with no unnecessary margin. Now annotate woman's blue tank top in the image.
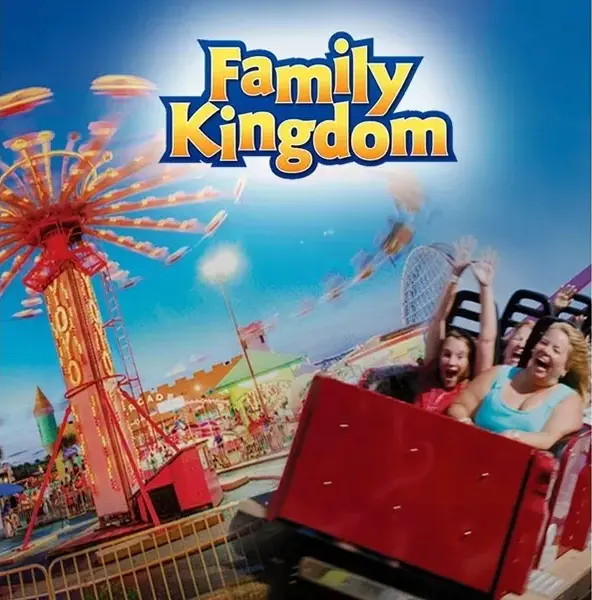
[474,366,573,433]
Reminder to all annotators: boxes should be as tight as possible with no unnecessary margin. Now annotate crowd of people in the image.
[411,236,590,450]
[1,496,20,538]
[1,464,92,538]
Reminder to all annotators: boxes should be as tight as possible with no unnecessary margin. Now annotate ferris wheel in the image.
[401,243,455,326]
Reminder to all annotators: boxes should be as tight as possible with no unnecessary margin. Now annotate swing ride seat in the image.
[265,374,591,599]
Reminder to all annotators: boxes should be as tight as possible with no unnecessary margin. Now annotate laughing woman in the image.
[448,322,590,450]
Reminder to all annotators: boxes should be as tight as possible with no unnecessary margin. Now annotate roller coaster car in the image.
[267,310,591,599]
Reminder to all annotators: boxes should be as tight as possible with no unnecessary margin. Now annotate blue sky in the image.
[0,0,589,460]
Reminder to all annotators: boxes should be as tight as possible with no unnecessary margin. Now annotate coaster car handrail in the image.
[538,425,591,568]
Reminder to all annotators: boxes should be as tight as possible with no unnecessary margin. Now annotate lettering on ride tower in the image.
[44,271,131,518]
[45,279,98,492]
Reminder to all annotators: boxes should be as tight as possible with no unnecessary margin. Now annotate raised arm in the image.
[425,237,475,364]
[447,366,500,422]
[552,284,577,317]
[471,248,499,375]
[502,393,584,450]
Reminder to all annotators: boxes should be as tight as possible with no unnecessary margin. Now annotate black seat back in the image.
[446,290,499,338]
[443,290,500,377]
[499,290,553,340]
[445,290,500,366]
[358,364,419,403]
[445,290,482,339]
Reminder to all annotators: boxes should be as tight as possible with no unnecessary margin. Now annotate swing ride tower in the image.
[0,78,221,546]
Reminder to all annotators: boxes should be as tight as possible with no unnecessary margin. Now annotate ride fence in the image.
[0,564,52,600]
[203,419,297,472]
[1,501,276,600]
[16,490,95,531]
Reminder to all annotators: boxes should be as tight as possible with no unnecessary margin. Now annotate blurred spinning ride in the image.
[0,76,220,541]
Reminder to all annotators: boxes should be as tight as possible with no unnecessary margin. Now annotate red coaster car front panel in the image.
[270,376,542,593]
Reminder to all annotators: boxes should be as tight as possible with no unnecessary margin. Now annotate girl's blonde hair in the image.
[549,322,591,403]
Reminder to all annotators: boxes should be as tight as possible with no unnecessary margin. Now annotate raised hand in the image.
[554,284,577,311]
[452,236,476,276]
[471,247,498,287]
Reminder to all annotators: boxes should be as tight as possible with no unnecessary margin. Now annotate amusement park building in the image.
[143,321,275,410]
[150,358,241,408]
[139,322,308,428]
[127,357,240,438]
[215,350,306,423]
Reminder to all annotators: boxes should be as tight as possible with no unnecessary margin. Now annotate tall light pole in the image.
[199,246,269,420]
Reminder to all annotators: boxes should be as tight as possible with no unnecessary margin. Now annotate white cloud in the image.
[165,363,187,379]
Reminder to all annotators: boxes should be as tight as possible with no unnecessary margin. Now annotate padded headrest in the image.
[446,290,487,340]
[499,290,553,340]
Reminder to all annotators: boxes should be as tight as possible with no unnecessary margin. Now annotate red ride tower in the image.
[0,79,222,546]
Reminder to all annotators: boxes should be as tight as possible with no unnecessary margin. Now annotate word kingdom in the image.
[161,33,455,179]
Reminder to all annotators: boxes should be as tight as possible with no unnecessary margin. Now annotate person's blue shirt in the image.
[475,366,573,433]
